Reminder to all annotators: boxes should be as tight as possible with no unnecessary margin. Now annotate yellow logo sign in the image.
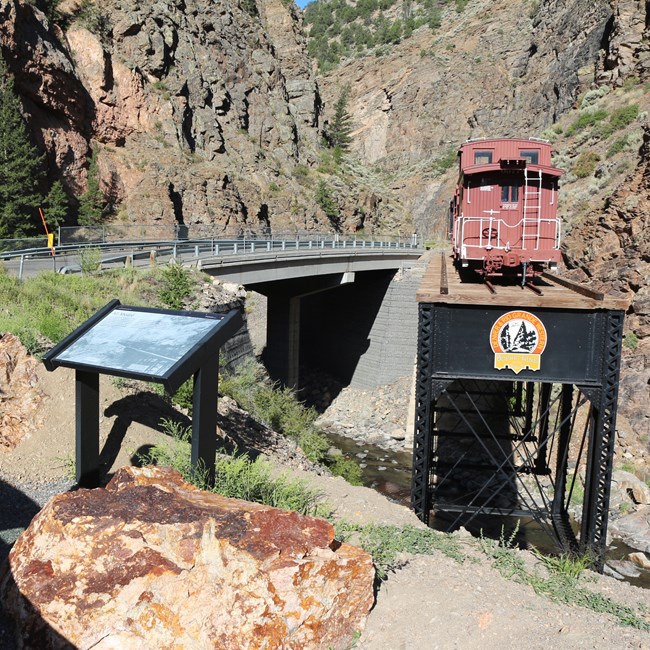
[490,311,547,374]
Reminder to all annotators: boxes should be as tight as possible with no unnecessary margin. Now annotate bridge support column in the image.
[262,274,355,389]
[265,293,301,389]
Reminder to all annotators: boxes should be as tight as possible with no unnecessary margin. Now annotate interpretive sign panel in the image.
[43,299,243,488]
[55,308,223,376]
[44,299,241,393]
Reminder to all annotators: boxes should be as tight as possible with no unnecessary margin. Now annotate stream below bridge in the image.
[324,430,650,590]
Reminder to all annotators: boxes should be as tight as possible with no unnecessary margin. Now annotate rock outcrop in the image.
[0,333,44,451]
[0,0,329,231]
[317,0,618,237]
[1,465,374,649]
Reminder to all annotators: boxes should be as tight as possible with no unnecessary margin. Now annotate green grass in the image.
[334,521,466,579]
[0,266,207,355]
[0,268,155,354]
[139,419,329,517]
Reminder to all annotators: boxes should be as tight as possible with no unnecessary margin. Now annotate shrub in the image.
[328,454,363,485]
[565,109,608,136]
[608,104,639,130]
[606,135,629,158]
[624,331,638,350]
[580,87,608,109]
[79,247,102,275]
[158,263,195,309]
[220,361,329,463]
[572,152,600,178]
[139,421,328,516]
[433,147,458,174]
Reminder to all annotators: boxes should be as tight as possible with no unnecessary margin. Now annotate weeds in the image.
[478,525,650,631]
[139,419,329,517]
[334,521,466,579]
[55,454,76,481]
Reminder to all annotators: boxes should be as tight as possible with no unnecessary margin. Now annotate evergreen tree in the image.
[0,59,44,238]
[327,85,353,152]
[77,147,104,225]
[314,180,340,228]
[43,180,69,228]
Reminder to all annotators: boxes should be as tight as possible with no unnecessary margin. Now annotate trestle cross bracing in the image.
[412,254,629,571]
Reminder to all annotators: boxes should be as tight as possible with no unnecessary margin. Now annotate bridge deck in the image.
[417,251,630,311]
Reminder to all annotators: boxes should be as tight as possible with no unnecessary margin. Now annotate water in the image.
[325,430,650,588]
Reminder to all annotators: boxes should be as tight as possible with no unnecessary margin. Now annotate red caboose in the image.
[450,138,563,280]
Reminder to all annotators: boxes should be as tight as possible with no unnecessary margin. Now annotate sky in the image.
[295,0,312,8]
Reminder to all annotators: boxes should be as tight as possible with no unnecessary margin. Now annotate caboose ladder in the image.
[523,168,542,250]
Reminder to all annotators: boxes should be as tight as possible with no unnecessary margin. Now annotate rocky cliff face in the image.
[318,0,623,238]
[0,0,331,231]
[315,0,649,451]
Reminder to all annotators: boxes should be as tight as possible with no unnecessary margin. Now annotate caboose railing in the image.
[455,215,560,256]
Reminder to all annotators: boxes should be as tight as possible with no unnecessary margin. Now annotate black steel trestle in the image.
[411,302,625,571]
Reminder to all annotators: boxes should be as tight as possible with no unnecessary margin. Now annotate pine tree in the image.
[77,147,104,225]
[327,85,353,152]
[0,59,44,238]
[43,180,69,229]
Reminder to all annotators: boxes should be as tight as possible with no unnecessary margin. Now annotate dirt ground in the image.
[1,365,650,649]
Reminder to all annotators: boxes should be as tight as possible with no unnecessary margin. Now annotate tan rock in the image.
[628,551,650,569]
[1,466,374,649]
[0,333,45,451]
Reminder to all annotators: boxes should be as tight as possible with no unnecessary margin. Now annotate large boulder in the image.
[1,466,374,649]
[0,333,44,451]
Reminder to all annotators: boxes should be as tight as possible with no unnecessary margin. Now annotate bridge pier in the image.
[258,273,356,389]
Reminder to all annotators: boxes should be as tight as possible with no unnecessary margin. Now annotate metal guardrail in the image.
[0,231,422,279]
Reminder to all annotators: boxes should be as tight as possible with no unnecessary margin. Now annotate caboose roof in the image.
[462,161,563,178]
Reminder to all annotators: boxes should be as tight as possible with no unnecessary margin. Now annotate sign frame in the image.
[43,300,243,487]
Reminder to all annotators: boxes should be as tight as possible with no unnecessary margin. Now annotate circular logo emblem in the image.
[490,311,547,373]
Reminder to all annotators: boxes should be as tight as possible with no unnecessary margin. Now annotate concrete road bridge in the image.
[1,229,426,391]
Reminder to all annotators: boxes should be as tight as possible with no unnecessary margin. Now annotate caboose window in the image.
[501,184,519,202]
[520,150,539,164]
[474,151,493,164]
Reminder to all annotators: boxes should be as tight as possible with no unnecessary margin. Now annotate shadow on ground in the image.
[0,479,75,649]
